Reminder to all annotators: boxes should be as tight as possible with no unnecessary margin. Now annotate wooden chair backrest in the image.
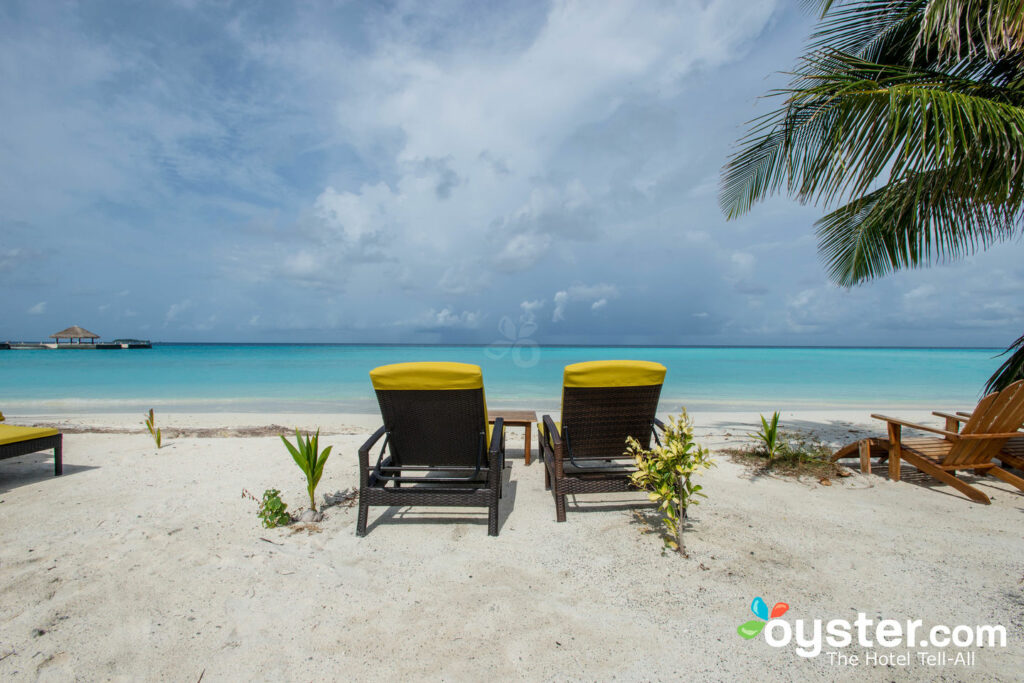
[947,380,1024,466]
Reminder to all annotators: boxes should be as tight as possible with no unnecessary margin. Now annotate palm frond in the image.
[985,332,1024,393]
[815,168,1023,285]
[917,0,1024,62]
[720,52,1024,227]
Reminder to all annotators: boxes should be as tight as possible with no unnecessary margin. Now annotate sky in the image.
[1,0,1021,347]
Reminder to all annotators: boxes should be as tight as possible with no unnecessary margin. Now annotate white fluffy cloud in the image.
[552,283,619,322]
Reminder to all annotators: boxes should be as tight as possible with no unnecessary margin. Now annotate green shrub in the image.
[627,409,714,556]
[257,488,290,528]
[281,428,332,512]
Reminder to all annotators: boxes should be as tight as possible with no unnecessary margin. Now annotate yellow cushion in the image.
[537,421,561,443]
[562,360,666,388]
[0,425,60,446]
[370,362,490,448]
[370,362,484,390]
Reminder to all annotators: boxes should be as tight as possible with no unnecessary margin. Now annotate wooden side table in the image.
[488,410,537,465]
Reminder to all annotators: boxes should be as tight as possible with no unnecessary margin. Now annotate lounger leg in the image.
[858,439,871,475]
[488,499,499,536]
[989,466,1024,493]
[356,495,369,537]
[900,451,991,504]
[544,464,551,491]
[887,424,902,482]
[554,484,566,523]
[54,435,63,476]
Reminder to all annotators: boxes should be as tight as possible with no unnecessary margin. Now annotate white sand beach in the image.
[1,409,1022,681]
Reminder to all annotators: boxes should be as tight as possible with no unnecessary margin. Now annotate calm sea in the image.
[0,344,1004,413]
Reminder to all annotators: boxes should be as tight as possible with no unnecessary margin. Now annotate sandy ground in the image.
[0,408,1022,681]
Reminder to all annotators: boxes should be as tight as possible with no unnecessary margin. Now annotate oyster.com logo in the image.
[738,597,789,640]
[735,596,1006,665]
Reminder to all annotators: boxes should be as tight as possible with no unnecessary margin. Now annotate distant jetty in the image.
[1,326,151,350]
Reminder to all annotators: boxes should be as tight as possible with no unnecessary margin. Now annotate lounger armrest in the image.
[933,411,969,424]
[489,417,504,458]
[359,426,387,456]
[542,415,562,446]
[653,417,666,432]
[870,414,959,439]
[358,426,386,487]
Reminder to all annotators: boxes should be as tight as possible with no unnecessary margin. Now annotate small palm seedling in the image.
[281,428,332,512]
[627,410,714,556]
[144,408,162,448]
[749,411,781,464]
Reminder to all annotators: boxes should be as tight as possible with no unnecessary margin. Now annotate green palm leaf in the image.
[721,0,1024,395]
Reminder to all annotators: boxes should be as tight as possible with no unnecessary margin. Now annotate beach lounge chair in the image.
[0,425,63,476]
[539,360,666,522]
[357,362,506,536]
[832,380,1024,504]
[937,410,1024,472]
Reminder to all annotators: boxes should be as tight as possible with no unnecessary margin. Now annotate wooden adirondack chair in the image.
[833,380,1024,504]
[940,411,1024,472]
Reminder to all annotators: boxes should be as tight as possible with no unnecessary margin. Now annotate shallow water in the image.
[0,344,1002,412]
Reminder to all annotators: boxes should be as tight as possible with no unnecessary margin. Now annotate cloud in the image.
[400,307,483,330]
[165,300,192,324]
[520,299,544,321]
[27,301,46,314]
[7,2,1023,346]
[552,283,619,322]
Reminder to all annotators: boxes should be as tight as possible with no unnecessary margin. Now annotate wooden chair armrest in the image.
[932,411,969,424]
[870,414,960,439]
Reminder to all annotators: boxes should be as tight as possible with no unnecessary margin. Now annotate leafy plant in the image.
[627,410,714,556]
[281,428,332,512]
[749,411,782,464]
[242,488,291,528]
[144,408,162,448]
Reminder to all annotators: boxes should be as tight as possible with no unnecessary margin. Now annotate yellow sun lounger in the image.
[0,425,63,476]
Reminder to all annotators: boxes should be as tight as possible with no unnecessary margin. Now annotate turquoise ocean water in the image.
[0,344,1005,413]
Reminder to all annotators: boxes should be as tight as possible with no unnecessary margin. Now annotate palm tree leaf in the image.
[816,168,1022,285]
[985,333,1024,392]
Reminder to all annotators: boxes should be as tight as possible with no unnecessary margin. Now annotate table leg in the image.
[524,423,531,466]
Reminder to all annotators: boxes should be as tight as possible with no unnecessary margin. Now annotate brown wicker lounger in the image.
[539,360,666,522]
[357,362,506,536]
[0,425,63,476]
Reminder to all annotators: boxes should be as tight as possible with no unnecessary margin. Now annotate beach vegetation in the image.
[627,410,714,556]
[749,411,782,464]
[720,0,1024,392]
[243,488,291,528]
[281,428,332,512]
[144,408,162,448]
[725,425,841,480]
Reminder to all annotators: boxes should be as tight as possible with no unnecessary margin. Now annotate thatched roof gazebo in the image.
[50,326,100,344]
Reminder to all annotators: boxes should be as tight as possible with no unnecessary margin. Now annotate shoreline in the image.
[1,407,953,452]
